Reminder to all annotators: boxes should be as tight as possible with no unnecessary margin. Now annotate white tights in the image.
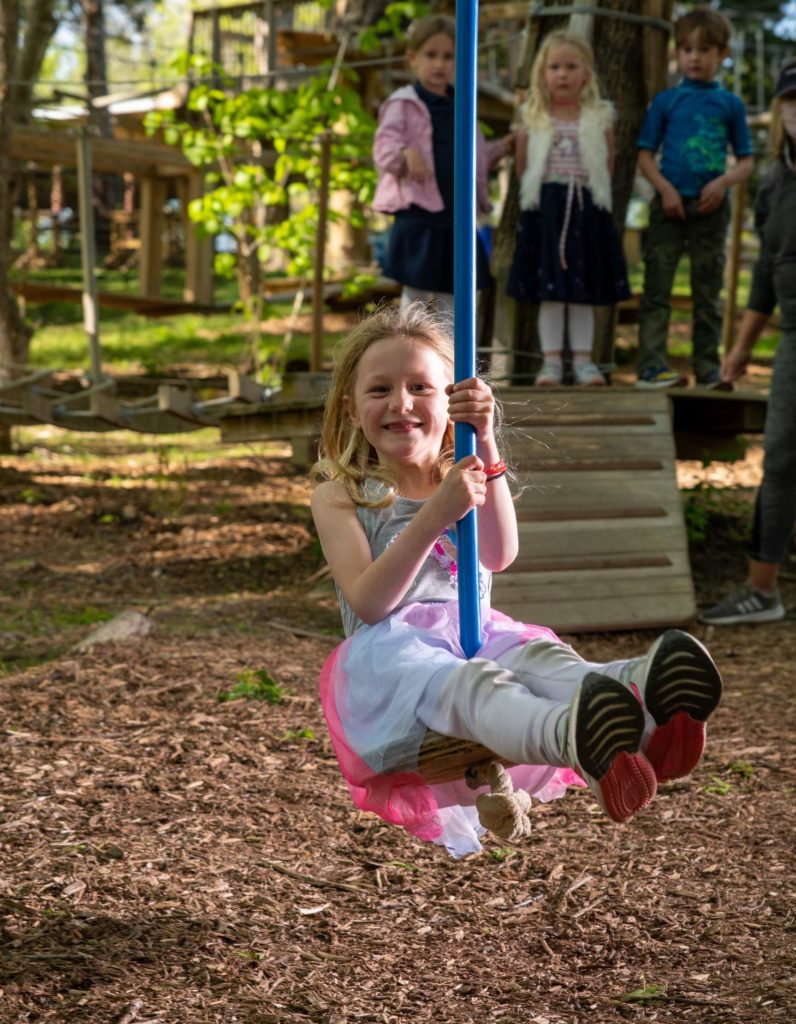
[417,639,639,769]
[538,301,595,362]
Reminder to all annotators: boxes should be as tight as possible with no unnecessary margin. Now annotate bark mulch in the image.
[1,440,794,1024]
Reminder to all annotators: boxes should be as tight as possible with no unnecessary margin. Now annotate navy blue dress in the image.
[382,82,490,292]
[507,181,630,306]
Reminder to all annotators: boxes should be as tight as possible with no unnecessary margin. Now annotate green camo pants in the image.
[637,195,731,379]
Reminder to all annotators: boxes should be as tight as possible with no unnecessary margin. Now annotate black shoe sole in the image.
[644,630,723,727]
[574,673,645,780]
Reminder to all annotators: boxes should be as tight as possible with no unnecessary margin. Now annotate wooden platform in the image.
[492,388,696,633]
[11,280,229,318]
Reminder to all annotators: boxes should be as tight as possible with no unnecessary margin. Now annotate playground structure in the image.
[1,2,783,834]
[11,0,789,388]
[0,2,780,621]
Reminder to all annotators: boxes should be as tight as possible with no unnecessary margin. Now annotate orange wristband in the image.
[485,459,507,480]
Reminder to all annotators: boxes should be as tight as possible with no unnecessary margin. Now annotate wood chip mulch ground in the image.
[1,439,794,1024]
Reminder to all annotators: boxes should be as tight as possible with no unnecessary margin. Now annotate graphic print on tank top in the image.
[388,525,488,597]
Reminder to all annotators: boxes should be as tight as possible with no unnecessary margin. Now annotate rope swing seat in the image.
[319,643,581,850]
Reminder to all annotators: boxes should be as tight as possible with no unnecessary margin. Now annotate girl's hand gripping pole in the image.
[453,0,482,659]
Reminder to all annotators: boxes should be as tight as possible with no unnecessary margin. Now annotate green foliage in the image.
[357,1,429,52]
[146,53,377,383]
[20,487,44,505]
[620,982,667,1004]
[703,775,734,796]
[683,482,717,544]
[219,668,284,703]
[489,847,517,863]
[729,757,756,779]
[280,727,316,742]
[683,477,751,546]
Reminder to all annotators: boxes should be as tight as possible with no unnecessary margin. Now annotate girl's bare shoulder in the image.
[311,479,355,513]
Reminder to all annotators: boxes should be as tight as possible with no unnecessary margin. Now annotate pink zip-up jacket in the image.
[372,85,506,215]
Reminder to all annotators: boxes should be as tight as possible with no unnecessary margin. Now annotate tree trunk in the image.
[490,0,674,382]
[83,0,122,229]
[0,0,59,449]
[590,0,674,367]
[490,0,570,383]
[0,0,33,373]
[8,0,57,125]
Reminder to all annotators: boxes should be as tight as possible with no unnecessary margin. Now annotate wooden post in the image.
[139,175,167,298]
[75,132,104,383]
[50,164,63,260]
[310,131,332,373]
[568,0,596,39]
[755,28,765,113]
[721,176,747,354]
[180,172,214,304]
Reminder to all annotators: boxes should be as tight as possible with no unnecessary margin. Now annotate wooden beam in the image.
[139,176,167,298]
[10,279,228,316]
[227,370,269,403]
[722,177,747,353]
[10,124,194,178]
[180,171,214,305]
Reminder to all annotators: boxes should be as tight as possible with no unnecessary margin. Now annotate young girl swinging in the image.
[311,304,722,857]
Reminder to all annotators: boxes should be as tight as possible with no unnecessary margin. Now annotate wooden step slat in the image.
[517,458,665,472]
[508,554,672,574]
[509,413,657,427]
[517,505,668,522]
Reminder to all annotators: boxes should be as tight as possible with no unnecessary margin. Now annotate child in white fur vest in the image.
[507,30,630,387]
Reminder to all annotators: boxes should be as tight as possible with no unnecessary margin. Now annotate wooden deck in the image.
[0,378,768,631]
[489,388,695,632]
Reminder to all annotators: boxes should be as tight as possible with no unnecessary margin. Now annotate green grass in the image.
[12,425,288,462]
[16,263,346,376]
[626,256,780,360]
[17,257,781,376]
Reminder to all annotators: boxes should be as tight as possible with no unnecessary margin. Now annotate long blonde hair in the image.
[521,30,604,128]
[311,304,457,508]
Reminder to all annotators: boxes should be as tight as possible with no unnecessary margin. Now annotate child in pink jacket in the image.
[373,14,513,317]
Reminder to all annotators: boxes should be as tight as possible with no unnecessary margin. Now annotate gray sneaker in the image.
[699,584,785,625]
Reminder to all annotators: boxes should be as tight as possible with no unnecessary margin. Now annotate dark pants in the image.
[638,195,731,379]
[750,329,796,565]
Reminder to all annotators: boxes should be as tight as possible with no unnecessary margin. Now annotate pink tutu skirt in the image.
[319,601,583,857]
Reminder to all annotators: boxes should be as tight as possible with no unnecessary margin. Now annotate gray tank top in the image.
[337,481,492,636]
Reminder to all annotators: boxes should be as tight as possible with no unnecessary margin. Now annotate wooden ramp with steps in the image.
[493,388,695,634]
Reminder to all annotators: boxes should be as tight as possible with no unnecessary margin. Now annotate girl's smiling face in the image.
[347,334,452,473]
[408,32,455,96]
[544,43,590,105]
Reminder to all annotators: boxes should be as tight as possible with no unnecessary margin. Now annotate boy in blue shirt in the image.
[636,6,753,388]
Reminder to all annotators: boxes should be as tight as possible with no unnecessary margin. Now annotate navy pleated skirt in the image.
[383,208,491,293]
[507,182,630,306]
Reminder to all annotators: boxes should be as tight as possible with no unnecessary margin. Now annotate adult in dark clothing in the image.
[701,59,796,624]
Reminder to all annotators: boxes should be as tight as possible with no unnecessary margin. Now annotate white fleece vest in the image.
[520,103,614,212]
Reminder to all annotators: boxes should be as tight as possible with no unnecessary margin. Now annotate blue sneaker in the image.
[635,367,686,389]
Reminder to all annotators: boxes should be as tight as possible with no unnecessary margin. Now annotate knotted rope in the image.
[466,760,533,843]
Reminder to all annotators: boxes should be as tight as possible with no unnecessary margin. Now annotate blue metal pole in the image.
[453,0,482,658]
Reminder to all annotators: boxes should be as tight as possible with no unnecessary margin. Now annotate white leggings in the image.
[538,301,595,356]
[417,639,638,769]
